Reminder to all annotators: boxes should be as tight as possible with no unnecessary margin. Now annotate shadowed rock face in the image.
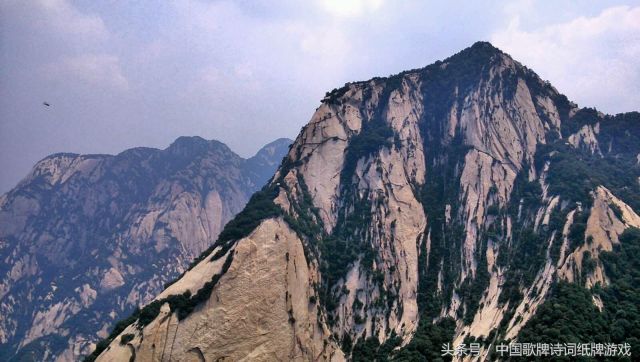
[61,42,640,361]
[0,136,291,361]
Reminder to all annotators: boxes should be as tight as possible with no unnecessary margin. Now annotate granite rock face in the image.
[0,137,291,361]
[83,43,640,361]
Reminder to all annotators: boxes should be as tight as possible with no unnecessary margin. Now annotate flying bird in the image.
[43,102,50,107]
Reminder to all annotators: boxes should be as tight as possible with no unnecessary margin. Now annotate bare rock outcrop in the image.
[92,42,640,361]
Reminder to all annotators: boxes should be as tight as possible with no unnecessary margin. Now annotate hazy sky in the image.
[1,0,639,193]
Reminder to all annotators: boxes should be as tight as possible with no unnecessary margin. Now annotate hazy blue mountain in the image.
[0,136,291,361]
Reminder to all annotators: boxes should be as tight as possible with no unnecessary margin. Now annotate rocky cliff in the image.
[93,42,640,361]
[0,137,291,361]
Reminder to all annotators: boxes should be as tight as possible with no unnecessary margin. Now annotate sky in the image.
[1,0,639,193]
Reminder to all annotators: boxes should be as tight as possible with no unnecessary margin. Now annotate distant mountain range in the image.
[0,136,292,361]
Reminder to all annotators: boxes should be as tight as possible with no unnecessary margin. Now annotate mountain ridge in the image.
[83,41,640,361]
[0,136,292,361]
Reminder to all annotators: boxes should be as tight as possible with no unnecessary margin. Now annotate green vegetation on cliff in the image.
[517,228,640,360]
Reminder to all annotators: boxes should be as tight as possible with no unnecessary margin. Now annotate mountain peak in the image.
[468,40,503,53]
[90,43,640,362]
[453,40,509,60]
[0,136,291,361]
[166,136,231,157]
[253,138,293,159]
[322,41,518,104]
[244,138,293,186]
